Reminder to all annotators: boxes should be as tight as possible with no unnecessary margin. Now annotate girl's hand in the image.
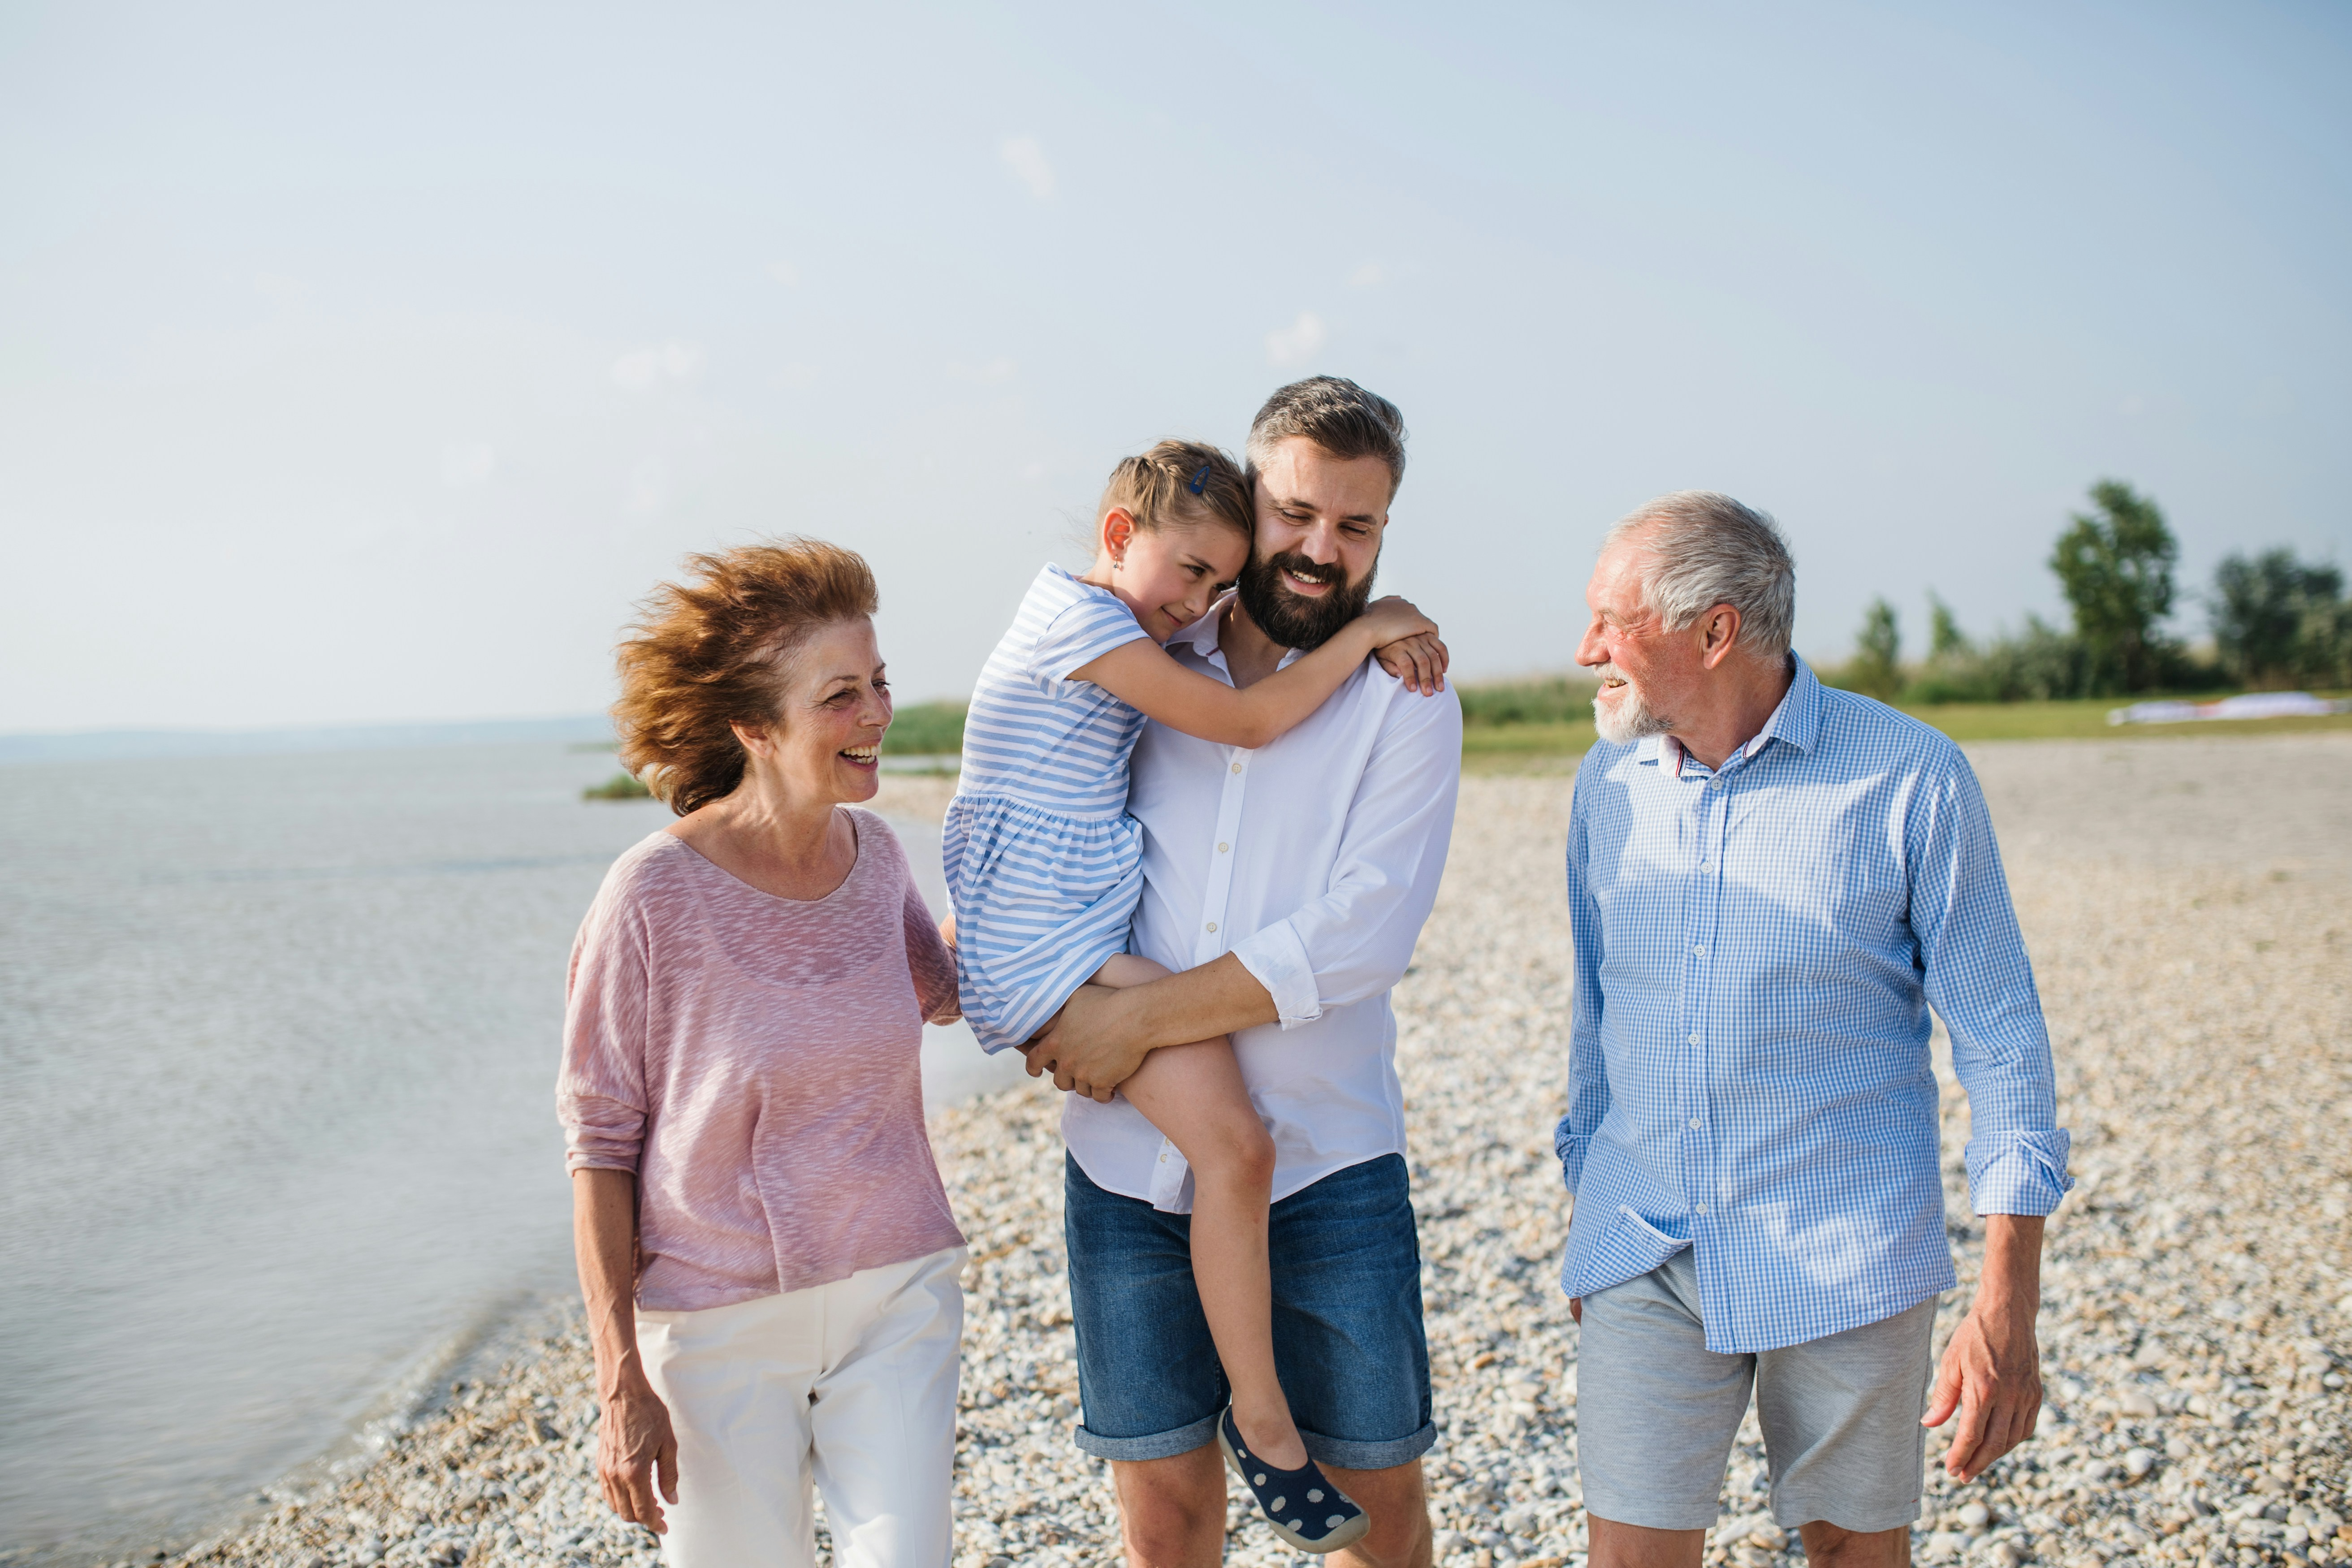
[1355,594,1438,648]
[1374,630,1450,694]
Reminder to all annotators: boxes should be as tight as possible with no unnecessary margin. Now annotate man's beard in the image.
[1591,663,1674,745]
[1235,546,1377,652]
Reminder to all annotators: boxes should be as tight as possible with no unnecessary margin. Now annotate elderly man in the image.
[1558,493,2071,1568]
[1027,376,1461,1568]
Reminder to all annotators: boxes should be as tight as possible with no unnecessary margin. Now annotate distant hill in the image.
[0,714,616,767]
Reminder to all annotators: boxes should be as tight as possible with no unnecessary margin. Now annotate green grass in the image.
[583,771,653,800]
[886,699,967,756]
[1451,679,2352,769]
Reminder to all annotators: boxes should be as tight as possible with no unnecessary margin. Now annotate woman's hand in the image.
[596,1372,680,1533]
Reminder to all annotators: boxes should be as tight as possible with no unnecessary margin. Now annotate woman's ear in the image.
[730,718,779,759]
[1101,507,1139,566]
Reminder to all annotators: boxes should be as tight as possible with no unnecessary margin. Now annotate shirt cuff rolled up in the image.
[1966,1127,2074,1215]
[1232,919,1321,1029]
[559,1093,646,1175]
[1553,1121,1589,1193]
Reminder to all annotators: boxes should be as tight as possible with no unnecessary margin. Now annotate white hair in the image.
[1603,491,1795,655]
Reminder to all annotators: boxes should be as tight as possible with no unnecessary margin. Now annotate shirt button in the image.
[1687,1032,1700,1045]
[1218,842,1230,853]
[1206,921,1218,933]
[1695,1203,1708,1215]
[1689,1118,1702,1129]
[1692,944,1707,958]
[1231,762,1244,774]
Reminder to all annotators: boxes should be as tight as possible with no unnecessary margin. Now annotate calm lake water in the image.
[0,742,1011,1565]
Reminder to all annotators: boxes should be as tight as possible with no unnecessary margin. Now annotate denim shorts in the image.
[1576,1248,1938,1533]
[1063,1152,1435,1469]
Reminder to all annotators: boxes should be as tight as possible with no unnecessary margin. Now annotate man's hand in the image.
[596,1370,679,1533]
[1022,987,1139,1102]
[1925,1214,2046,1482]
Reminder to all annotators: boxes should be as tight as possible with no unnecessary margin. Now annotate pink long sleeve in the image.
[554,809,964,1310]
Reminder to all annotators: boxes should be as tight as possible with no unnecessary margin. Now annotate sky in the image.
[2,0,2347,732]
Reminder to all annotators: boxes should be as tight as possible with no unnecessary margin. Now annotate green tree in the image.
[1927,593,1970,661]
[1846,598,1902,699]
[2048,479,2177,693]
[2210,549,2345,687]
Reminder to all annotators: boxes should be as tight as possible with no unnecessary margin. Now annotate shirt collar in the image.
[1167,594,1302,675]
[1643,654,1820,779]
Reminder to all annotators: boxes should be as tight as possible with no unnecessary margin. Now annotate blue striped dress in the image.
[945,563,1156,1053]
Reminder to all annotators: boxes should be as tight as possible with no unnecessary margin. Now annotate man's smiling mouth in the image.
[1280,567,1336,597]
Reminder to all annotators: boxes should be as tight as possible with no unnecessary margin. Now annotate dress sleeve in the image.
[557,881,652,1175]
[1031,587,1151,683]
[903,872,960,1023]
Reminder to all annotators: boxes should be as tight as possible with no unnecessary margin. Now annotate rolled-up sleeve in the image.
[557,895,650,1175]
[1554,752,1610,1194]
[1231,683,1461,1028]
[1909,756,2073,1216]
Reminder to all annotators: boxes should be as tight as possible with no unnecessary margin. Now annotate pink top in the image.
[558,809,966,1311]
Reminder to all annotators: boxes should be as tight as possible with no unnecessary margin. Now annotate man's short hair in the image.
[1245,376,1407,496]
[1604,491,1796,657]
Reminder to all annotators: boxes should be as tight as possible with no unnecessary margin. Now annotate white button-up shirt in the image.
[1061,600,1463,1212]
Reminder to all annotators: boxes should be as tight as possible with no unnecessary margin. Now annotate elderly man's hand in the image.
[1021,987,1142,1103]
[1925,1215,2046,1482]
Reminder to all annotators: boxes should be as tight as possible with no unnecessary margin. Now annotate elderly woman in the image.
[558,538,965,1567]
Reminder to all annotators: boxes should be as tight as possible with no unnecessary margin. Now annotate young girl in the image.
[944,439,1444,1555]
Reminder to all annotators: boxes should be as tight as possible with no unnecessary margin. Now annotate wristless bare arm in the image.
[573,1168,680,1533]
[1022,951,1279,1099]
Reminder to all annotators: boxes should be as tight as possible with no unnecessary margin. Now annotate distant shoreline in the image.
[0,715,620,768]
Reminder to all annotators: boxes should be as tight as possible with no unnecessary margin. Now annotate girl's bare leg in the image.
[1086,955,1305,1470]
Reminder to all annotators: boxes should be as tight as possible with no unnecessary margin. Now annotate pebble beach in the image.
[115,734,2351,1568]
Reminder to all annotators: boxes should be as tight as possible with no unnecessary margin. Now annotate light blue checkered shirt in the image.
[1555,656,2071,1353]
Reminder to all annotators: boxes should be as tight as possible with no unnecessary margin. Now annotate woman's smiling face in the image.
[1107,517,1249,644]
[756,616,892,803]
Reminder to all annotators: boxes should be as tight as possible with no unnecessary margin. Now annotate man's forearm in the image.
[1113,951,1280,1048]
[1977,1214,2045,1309]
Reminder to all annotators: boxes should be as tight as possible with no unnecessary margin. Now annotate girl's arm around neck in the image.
[1071,597,1437,750]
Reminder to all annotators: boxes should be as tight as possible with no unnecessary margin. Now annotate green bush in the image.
[1457,675,1598,728]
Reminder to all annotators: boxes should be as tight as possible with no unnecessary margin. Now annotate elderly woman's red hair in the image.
[612,538,880,816]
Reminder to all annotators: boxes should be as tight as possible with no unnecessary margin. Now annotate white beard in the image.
[1591,665,1673,746]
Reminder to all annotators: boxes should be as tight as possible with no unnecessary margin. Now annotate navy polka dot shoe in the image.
[1216,1404,1371,1555]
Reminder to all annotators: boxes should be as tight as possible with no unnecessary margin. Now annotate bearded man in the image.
[1025,376,1461,1568]
[1560,493,2070,1568]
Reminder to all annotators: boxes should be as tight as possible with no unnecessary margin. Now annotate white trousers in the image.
[635,1246,966,1568]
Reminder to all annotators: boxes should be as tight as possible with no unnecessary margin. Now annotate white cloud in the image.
[999,135,1055,201]
[947,356,1018,385]
[610,339,703,390]
[768,260,800,287]
[439,441,495,488]
[772,362,818,389]
[1346,261,1388,288]
[1264,311,1327,368]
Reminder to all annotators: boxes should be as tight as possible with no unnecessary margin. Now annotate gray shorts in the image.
[1574,1249,1937,1533]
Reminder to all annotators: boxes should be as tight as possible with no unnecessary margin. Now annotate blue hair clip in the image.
[1188,464,1211,496]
